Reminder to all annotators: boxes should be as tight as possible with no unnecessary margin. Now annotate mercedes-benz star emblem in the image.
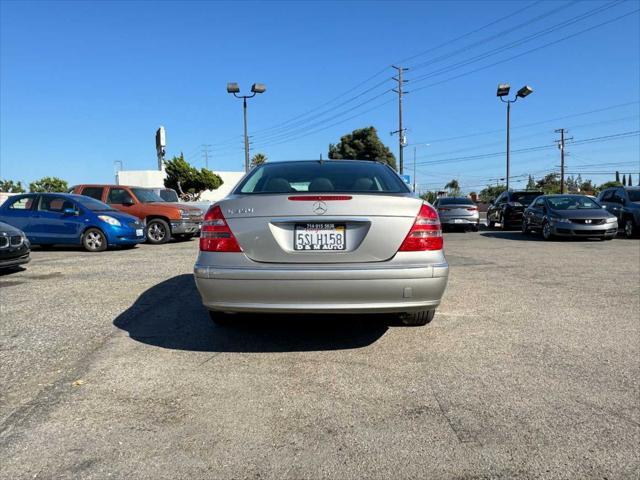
[313,201,327,215]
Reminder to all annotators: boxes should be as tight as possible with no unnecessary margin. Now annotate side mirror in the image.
[62,207,77,216]
[123,199,135,206]
[601,205,607,209]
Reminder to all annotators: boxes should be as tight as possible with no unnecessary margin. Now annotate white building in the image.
[116,169,244,203]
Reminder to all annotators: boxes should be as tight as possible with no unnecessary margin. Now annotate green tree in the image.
[622,174,627,186]
[579,179,596,193]
[536,173,561,194]
[420,191,437,204]
[525,174,536,190]
[328,126,396,169]
[479,184,506,203]
[0,179,26,193]
[164,153,223,200]
[628,174,633,186]
[250,153,267,169]
[444,179,461,196]
[598,180,623,190]
[615,171,620,183]
[29,176,68,192]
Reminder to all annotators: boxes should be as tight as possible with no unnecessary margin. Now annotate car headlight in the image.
[179,209,190,219]
[605,217,617,223]
[98,215,121,227]
[551,216,571,224]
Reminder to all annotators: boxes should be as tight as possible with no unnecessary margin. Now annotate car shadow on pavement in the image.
[480,231,544,241]
[113,274,389,353]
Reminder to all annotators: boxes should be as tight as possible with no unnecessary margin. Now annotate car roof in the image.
[258,159,390,166]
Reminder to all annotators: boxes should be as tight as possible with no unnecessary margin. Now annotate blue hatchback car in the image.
[0,193,146,252]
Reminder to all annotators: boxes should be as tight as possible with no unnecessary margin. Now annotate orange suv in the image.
[71,184,204,244]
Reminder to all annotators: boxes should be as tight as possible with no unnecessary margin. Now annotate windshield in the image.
[627,189,640,202]
[74,196,115,212]
[159,189,179,202]
[512,192,542,205]
[132,188,164,203]
[236,161,410,194]
[438,197,474,205]
[547,196,601,210]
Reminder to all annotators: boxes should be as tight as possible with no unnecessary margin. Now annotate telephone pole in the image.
[555,129,573,193]
[391,66,409,174]
[201,144,213,169]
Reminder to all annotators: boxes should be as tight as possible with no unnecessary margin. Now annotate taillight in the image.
[399,203,443,251]
[200,206,242,252]
[466,207,478,211]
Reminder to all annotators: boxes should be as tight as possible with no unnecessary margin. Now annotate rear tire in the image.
[488,216,496,228]
[521,219,530,235]
[146,219,171,244]
[400,310,435,326]
[82,228,107,252]
[500,214,508,230]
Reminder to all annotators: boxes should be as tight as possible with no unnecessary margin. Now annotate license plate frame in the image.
[294,223,346,251]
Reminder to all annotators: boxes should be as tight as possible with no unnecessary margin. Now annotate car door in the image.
[106,187,139,216]
[599,189,615,216]
[0,195,38,232]
[32,196,84,244]
[531,197,546,227]
[610,188,626,221]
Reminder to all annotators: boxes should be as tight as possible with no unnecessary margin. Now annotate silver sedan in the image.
[194,160,449,326]
[433,197,480,231]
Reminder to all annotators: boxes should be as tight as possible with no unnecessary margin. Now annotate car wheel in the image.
[82,228,107,252]
[146,219,171,244]
[542,221,553,241]
[500,214,508,230]
[487,215,495,228]
[400,310,435,326]
[521,219,529,234]
[624,218,635,238]
[471,224,479,232]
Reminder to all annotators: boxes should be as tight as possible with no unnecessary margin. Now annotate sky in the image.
[1,0,639,193]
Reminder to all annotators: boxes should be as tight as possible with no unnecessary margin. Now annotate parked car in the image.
[433,197,479,231]
[0,193,145,252]
[522,194,617,240]
[487,190,543,229]
[148,187,212,216]
[71,185,204,244]
[194,160,448,326]
[0,221,30,269]
[597,186,640,238]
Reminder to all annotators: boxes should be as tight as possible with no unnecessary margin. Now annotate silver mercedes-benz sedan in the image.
[194,160,449,326]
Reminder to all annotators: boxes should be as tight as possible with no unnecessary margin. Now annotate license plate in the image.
[136,229,144,237]
[294,223,346,251]
[454,219,463,223]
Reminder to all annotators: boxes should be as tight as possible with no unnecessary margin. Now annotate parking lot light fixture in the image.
[497,83,534,190]
[227,82,267,172]
[497,84,511,97]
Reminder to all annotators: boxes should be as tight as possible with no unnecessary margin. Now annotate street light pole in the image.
[227,82,266,173]
[497,84,533,191]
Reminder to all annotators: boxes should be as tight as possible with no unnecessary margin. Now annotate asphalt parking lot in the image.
[1,231,638,479]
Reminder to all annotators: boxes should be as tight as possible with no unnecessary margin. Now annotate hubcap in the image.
[149,223,166,241]
[86,231,103,249]
[543,223,551,238]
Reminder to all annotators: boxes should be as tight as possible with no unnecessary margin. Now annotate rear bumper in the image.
[194,261,449,314]
[440,216,479,225]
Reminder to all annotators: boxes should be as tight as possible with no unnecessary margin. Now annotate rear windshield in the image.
[159,189,179,202]
[512,192,542,205]
[235,161,410,194]
[547,196,601,210]
[438,197,474,205]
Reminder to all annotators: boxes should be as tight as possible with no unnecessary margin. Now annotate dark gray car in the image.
[522,194,617,240]
[0,221,30,269]
[597,186,640,238]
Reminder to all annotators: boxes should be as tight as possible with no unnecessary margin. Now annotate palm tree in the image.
[444,179,461,196]
[250,153,267,169]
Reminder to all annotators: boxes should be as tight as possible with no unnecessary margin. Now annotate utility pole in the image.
[555,129,573,193]
[413,147,417,192]
[391,66,409,174]
[201,144,213,169]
